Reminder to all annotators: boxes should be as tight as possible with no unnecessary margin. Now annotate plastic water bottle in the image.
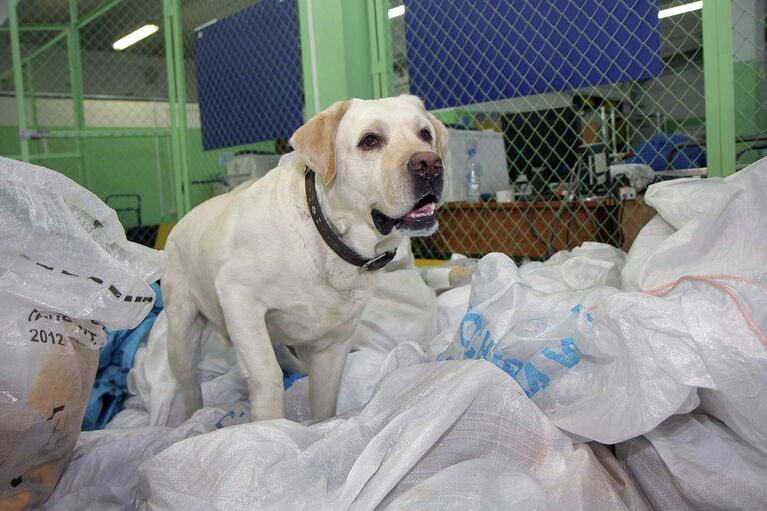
[466,143,481,203]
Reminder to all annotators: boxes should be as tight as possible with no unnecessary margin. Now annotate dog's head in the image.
[290,95,448,239]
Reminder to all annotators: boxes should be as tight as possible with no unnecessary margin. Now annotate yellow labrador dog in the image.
[163,95,448,421]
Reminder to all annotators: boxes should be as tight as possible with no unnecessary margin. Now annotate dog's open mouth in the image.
[372,194,438,235]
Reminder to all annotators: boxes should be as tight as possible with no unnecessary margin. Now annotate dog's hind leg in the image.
[164,277,205,419]
[168,310,205,419]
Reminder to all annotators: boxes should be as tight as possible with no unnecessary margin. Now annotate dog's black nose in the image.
[407,151,443,179]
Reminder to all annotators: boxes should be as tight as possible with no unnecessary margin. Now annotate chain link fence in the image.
[390,0,713,261]
[732,0,767,166]
[1,0,765,262]
[0,0,174,249]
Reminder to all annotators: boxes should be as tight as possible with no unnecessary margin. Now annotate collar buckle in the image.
[360,252,395,272]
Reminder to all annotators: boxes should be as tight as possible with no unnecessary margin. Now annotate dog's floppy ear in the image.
[290,100,351,185]
[398,94,449,157]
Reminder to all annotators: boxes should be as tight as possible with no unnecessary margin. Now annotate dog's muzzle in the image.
[372,151,444,236]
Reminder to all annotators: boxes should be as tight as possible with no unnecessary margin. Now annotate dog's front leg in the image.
[297,339,351,420]
[219,286,284,421]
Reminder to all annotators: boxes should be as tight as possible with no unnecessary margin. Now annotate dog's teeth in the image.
[406,202,436,219]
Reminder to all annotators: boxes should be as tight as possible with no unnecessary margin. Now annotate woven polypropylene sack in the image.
[137,361,635,510]
[0,158,164,509]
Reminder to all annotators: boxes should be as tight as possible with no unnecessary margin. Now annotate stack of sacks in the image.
[44,238,441,508]
[46,157,767,509]
[139,361,647,510]
[438,157,767,509]
[616,158,767,510]
[0,158,163,509]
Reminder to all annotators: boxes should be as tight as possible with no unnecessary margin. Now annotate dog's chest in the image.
[265,275,373,345]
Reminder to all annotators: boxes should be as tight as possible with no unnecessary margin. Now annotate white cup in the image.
[495,190,515,203]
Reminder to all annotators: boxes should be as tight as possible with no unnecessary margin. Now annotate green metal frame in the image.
[3,0,190,219]
[4,152,83,161]
[7,0,30,161]
[703,0,737,177]
[0,31,67,82]
[298,0,377,116]
[367,0,394,99]
[45,128,171,138]
[76,0,122,29]
[67,0,87,186]
[25,61,37,127]
[0,24,69,32]
[162,0,191,217]
[1,0,752,225]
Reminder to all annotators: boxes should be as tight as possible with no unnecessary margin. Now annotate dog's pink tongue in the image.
[406,202,435,219]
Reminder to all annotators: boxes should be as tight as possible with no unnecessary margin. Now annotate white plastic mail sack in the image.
[438,253,697,443]
[137,361,639,510]
[349,238,438,354]
[44,405,250,511]
[623,156,767,291]
[437,161,767,444]
[618,414,767,511]
[122,311,246,428]
[438,253,767,445]
[0,158,163,509]
[121,311,428,428]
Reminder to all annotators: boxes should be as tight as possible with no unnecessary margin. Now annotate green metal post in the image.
[298,0,377,116]
[367,0,394,98]
[298,0,319,117]
[26,61,38,128]
[703,0,737,177]
[67,0,88,186]
[7,0,29,162]
[163,0,187,218]
[170,0,191,214]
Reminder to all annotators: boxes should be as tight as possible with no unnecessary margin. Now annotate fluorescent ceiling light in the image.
[113,24,160,51]
[388,5,405,19]
[658,1,702,19]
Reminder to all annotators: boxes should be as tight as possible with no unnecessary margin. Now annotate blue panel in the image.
[403,0,662,110]
[195,0,303,151]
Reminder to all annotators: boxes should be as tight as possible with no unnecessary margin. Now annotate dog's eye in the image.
[420,129,433,142]
[359,133,380,150]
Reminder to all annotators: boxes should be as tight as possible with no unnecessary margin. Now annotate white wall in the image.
[0,95,202,128]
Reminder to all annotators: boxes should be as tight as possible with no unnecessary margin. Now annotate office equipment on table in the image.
[501,107,581,191]
[225,152,282,189]
[444,128,510,202]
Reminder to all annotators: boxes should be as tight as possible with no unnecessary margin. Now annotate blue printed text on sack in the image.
[446,307,584,398]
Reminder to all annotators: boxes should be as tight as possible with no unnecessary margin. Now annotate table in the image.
[413,196,656,260]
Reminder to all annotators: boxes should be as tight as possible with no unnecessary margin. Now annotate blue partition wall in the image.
[403,0,662,110]
[195,0,303,150]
